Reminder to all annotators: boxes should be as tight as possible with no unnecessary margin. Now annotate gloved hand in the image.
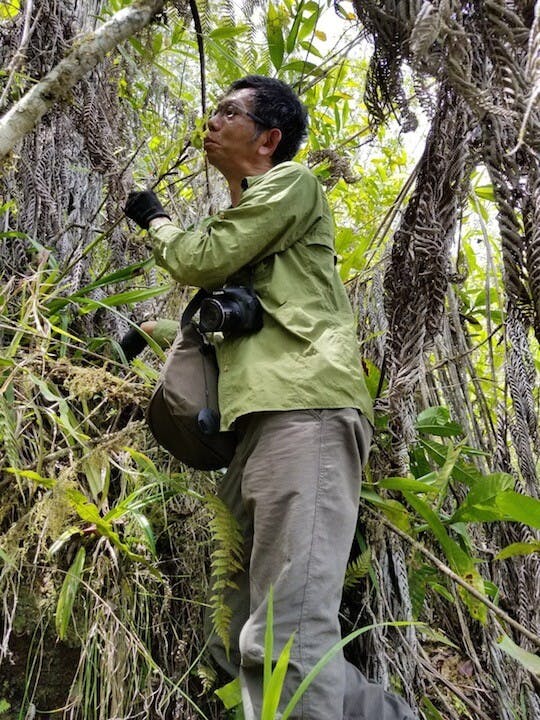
[119,326,148,362]
[124,190,170,230]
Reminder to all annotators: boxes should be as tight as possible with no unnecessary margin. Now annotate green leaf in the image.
[82,453,110,505]
[404,492,472,576]
[473,184,495,201]
[0,698,11,713]
[131,511,157,557]
[0,547,14,566]
[496,541,540,560]
[280,59,318,75]
[419,439,481,487]
[0,0,20,20]
[286,0,305,54]
[416,406,463,437]
[344,547,372,588]
[76,285,170,313]
[215,678,242,709]
[498,633,540,675]
[452,486,540,528]
[495,491,540,529]
[361,489,411,532]
[56,546,86,639]
[422,696,445,720]
[210,24,249,40]
[261,635,296,720]
[379,476,439,494]
[280,621,421,719]
[297,7,321,43]
[5,467,56,488]
[46,257,155,313]
[49,527,83,556]
[404,492,487,622]
[266,3,285,70]
[263,586,274,698]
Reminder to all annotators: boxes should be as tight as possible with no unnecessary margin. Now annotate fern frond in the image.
[344,547,372,589]
[204,493,244,657]
[0,386,21,473]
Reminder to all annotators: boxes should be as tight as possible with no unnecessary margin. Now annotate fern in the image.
[0,385,20,473]
[204,493,244,657]
[344,547,372,589]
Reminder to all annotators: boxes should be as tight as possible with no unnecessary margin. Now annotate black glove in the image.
[124,190,170,230]
[119,326,148,362]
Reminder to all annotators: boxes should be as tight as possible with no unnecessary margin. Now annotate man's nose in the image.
[207,112,220,131]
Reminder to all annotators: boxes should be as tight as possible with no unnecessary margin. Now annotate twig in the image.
[363,504,540,648]
[189,0,206,114]
[418,653,493,720]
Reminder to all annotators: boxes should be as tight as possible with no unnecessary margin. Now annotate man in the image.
[125,75,415,720]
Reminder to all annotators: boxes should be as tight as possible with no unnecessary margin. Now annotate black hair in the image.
[227,75,308,164]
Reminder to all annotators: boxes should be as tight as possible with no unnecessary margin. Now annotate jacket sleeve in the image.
[149,164,324,288]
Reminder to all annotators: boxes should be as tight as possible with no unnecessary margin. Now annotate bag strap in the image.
[180,288,211,329]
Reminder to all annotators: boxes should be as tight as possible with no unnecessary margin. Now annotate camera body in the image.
[199,286,263,336]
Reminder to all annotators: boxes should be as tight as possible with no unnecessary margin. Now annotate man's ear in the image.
[257,128,282,159]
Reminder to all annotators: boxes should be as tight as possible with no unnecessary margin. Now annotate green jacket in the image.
[150,161,373,430]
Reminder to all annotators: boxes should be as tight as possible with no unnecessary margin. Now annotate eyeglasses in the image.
[209,100,272,128]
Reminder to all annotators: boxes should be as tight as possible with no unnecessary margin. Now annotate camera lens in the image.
[199,299,226,332]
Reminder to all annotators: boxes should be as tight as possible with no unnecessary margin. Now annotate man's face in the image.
[204,88,267,177]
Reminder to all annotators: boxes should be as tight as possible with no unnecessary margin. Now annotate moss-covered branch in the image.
[0,0,165,160]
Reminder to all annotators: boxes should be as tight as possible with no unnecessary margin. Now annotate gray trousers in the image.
[207,408,416,720]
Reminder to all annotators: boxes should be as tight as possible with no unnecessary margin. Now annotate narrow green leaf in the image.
[209,24,249,40]
[379,477,439,494]
[286,0,305,54]
[76,285,170,313]
[261,634,296,720]
[82,454,110,505]
[498,633,540,675]
[131,511,157,557]
[49,527,83,556]
[280,622,421,719]
[406,496,488,622]
[473,184,495,201]
[404,492,473,576]
[46,257,155,313]
[266,3,285,70]
[297,7,321,42]
[280,59,318,74]
[422,696,445,720]
[5,467,56,488]
[496,541,540,560]
[419,439,481,487]
[56,546,85,640]
[263,586,274,698]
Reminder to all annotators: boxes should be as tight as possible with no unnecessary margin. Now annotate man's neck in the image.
[226,160,275,207]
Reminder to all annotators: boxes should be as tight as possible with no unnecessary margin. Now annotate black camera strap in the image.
[180,288,211,329]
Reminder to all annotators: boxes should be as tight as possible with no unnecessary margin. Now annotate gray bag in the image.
[146,290,236,470]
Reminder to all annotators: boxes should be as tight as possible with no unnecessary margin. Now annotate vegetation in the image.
[0,1,539,718]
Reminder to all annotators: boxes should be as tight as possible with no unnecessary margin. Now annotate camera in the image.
[199,286,263,335]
